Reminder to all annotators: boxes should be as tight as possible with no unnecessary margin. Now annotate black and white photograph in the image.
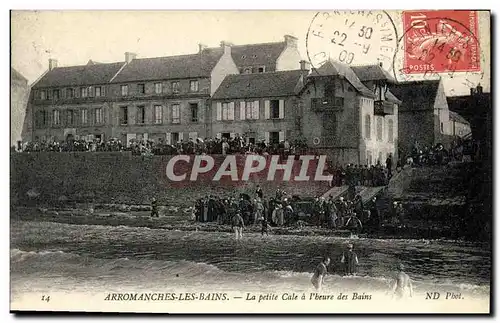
[9,9,491,314]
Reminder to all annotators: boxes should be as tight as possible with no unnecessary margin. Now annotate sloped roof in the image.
[11,67,27,83]
[231,42,286,68]
[390,80,441,111]
[385,90,402,104]
[309,60,375,97]
[449,111,470,124]
[351,65,396,83]
[212,70,303,100]
[32,62,125,89]
[112,48,224,83]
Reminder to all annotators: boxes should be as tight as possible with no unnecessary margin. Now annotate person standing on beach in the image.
[231,211,245,240]
[311,256,330,291]
[151,197,159,217]
[341,243,359,276]
[391,264,413,299]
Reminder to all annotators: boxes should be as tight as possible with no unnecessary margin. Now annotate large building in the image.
[11,68,29,146]
[27,36,302,145]
[300,61,400,165]
[391,79,456,155]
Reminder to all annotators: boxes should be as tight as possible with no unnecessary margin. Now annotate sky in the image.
[11,10,490,96]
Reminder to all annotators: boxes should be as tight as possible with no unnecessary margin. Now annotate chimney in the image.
[284,34,298,48]
[198,43,208,53]
[477,83,483,94]
[300,60,310,71]
[125,52,137,63]
[220,41,232,55]
[470,87,476,95]
[48,58,58,71]
[379,62,383,67]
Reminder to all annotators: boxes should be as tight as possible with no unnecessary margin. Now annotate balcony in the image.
[374,100,395,116]
[311,97,344,112]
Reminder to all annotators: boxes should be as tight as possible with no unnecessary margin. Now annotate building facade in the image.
[391,79,458,155]
[299,61,400,165]
[210,67,307,143]
[27,35,303,145]
[11,68,29,146]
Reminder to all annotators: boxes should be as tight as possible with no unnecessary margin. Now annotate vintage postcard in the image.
[10,10,491,314]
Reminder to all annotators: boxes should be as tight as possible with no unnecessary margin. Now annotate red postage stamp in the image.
[402,10,480,74]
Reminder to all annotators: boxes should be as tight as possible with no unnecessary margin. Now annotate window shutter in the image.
[216,102,222,120]
[265,100,270,119]
[102,86,106,96]
[166,132,171,145]
[279,131,285,142]
[264,132,270,144]
[179,132,184,142]
[89,86,94,97]
[240,101,246,120]
[279,100,285,119]
[254,100,259,119]
[229,102,235,120]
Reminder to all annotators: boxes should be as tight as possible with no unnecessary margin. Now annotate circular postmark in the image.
[306,10,398,72]
[393,10,485,92]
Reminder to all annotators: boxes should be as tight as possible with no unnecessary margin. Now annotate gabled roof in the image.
[449,111,470,125]
[231,42,286,69]
[309,60,375,97]
[111,48,224,83]
[351,65,396,83]
[32,62,125,89]
[390,80,441,111]
[212,70,303,100]
[11,67,28,83]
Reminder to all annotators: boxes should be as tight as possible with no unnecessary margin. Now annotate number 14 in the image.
[41,295,50,302]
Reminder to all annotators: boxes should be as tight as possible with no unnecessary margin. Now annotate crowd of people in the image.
[15,134,309,157]
[190,182,407,237]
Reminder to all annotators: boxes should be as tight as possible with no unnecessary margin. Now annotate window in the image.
[137,106,145,124]
[258,67,265,73]
[270,100,280,119]
[365,114,371,139]
[66,110,74,125]
[67,88,74,98]
[172,104,180,123]
[154,83,162,94]
[53,110,60,125]
[171,132,180,144]
[81,87,88,98]
[81,109,88,125]
[121,85,129,96]
[388,119,394,142]
[154,105,163,124]
[53,89,60,100]
[138,84,145,94]
[244,101,259,119]
[189,80,199,92]
[190,103,198,122]
[40,90,47,100]
[36,110,47,128]
[440,122,444,133]
[172,82,180,94]
[95,108,103,124]
[376,117,383,141]
[222,103,229,120]
[95,86,102,97]
[269,132,280,144]
[120,106,128,125]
